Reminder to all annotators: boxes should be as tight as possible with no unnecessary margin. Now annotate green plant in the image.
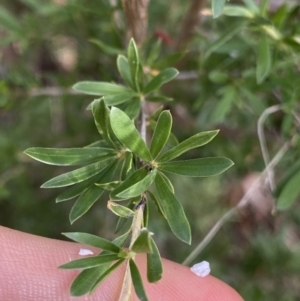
[24,39,233,300]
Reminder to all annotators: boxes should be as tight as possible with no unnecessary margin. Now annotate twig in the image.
[29,87,80,97]
[121,0,149,46]
[182,137,292,266]
[176,0,207,50]
[257,105,282,193]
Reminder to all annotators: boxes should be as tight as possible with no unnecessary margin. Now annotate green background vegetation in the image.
[1,0,300,300]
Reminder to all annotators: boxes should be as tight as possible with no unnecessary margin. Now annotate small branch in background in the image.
[257,105,282,193]
[182,137,292,266]
[29,87,80,97]
[176,0,207,50]
[121,0,149,46]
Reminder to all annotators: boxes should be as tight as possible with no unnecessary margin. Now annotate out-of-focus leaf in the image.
[147,237,163,282]
[129,259,149,301]
[0,6,22,32]
[205,21,248,59]
[150,111,172,159]
[146,95,173,102]
[117,55,134,89]
[128,38,140,92]
[59,254,119,269]
[155,172,191,244]
[212,0,226,18]
[110,168,148,201]
[69,160,119,223]
[89,38,124,56]
[62,232,121,253]
[116,170,157,199]
[131,228,153,254]
[242,0,259,13]
[158,131,219,162]
[277,169,300,210]
[110,107,152,162]
[107,201,135,218]
[153,52,185,69]
[41,158,114,188]
[143,68,179,95]
[256,34,271,84]
[223,5,254,18]
[24,147,115,166]
[159,158,234,177]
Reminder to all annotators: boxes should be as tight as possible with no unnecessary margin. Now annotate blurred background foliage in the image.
[1,0,300,300]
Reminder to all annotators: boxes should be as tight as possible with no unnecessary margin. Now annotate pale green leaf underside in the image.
[158,130,219,162]
[117,55,134,89]
[150,111,172,159]
[143,68,179,95]
[128,38,140,92]
[159,157,234,177]
[147,237,163,283]
[63,232,121,253]
[24,147,115,166]
[41,157,114,188]
[131,229,153,254]
[59,254,119,269]
[107,201,135,217]
[73,81,135,97]
[110,107,152,162]
[212,0,227,18]
[155,172,191,244]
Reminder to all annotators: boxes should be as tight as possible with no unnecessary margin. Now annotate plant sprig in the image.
[24,39,233,300]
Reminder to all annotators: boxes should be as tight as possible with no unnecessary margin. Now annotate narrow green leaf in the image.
[121,152,133,181]
[70,266,103,296]
[113,231,130,247]
[155,172,191,244]
[143,68,179,95]
[90,259,125,293]
[117,55,134,89]
[59,254,120,269]
[110,168,148,201]
[212,0,226,18]
[62,232,121,253]
[89,38,124,56]
[56,173,104,202]
[103,94,135,105]
[73,81,135,97]
[24,147,115,166]
[131,229,153,254]
[159,157,234,177]
[129,259,149,301]
[144,201,149,227]
[127,38,140,92]
[146,190,166,218]
[150,111,172,159]
[107,201,135,218]
[116,170,157,199]
[110,107,152,162]
[153,52,185,69]
[41,158,114,188]
[256,33,271,84]
[147,237,163,283]
[158,130,219,162]
[242,0,259,13]
[277,169,300,210]
[95,181,120,191]
[69,160,119,223]
[92,99,121,148]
